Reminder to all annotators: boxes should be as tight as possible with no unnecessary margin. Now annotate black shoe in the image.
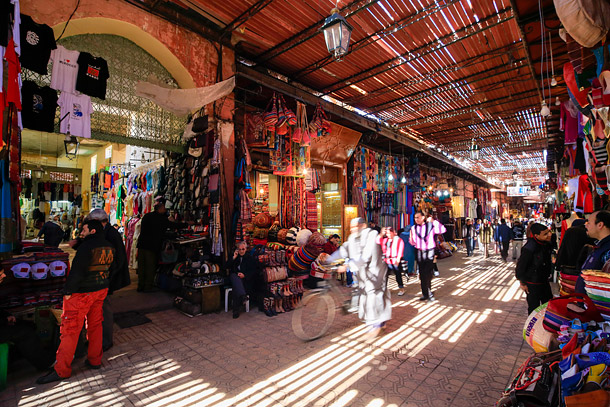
[85,359,101,370]
[233,312,239,319]
[418,296,429,301]
[36,370,67,384]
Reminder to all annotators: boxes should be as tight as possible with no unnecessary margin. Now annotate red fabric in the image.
[4,40,21,110]
[54,288,108,378]
[575,175,594,213]
[377,235,405,266]
[322,241,338,255]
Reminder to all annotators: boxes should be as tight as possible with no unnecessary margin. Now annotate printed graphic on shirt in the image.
[32,94,43,113]
[90,247,114,283]
[71,103,83,118]
[87,65,100,79]
[25,30,39,45]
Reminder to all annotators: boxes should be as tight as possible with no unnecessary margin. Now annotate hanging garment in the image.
[49,45,80,94]
[575,175,594,213]
[561,100,580,144]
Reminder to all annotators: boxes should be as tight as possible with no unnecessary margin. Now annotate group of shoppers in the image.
[515,210,610,316]
[463,217,527,261]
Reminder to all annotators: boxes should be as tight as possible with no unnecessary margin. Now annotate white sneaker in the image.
[397,289,405,296]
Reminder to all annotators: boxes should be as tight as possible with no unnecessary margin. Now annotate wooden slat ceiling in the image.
[142,0,583,182]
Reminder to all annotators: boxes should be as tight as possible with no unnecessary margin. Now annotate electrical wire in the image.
[56,0,81,41]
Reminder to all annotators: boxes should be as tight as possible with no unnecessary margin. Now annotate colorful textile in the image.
[305,192,317,230]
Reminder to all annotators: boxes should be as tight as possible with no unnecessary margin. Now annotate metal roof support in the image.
[218,0,275,36]
[236,64,494,186]
[345,44,522,105]
[256,0,382,63]
[398,89,539,127]
[367,58,527,113]
[509,0,543,102]
[292,0,464,79]
[321,8,514,96]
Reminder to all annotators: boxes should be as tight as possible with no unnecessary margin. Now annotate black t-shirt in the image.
[0,0,14,47]
[20,14,57,75]
[21,80,58,132]
[75,52,109,100]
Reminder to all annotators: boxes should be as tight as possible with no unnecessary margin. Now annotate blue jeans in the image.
[465,237,473,256]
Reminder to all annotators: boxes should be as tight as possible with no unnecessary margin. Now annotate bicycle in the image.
[291,263,358,341]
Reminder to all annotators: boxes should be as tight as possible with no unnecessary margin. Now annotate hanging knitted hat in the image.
[286,227,300,246]
[296,229,312,247]
[268,221,281,242]
[277,228,289,245]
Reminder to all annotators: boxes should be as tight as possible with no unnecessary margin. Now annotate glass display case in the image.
[317,183,342,238]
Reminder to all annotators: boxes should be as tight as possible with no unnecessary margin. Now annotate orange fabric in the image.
[54,288,108,377]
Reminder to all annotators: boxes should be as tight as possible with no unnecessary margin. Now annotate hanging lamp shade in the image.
[321,9,353,60]
[470,139,480,160]
[64,135,79,158]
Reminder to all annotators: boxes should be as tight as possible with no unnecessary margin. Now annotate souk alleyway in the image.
[2,249,533,407]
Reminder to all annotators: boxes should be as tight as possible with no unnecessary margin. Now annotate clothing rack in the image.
[125,158,165,175]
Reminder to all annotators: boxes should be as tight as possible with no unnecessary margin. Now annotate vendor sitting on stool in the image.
[227,241,260,319]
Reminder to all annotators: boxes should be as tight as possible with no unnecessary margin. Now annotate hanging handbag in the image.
[264,94,278,129]
[160,242,178,264]
[192,115,208,133]
[542,293,603,333]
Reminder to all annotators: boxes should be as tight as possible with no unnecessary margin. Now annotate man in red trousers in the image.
[37,219,115,384]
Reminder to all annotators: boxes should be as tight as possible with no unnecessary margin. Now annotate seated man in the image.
[227,241,260,319]
[0,269,55,371]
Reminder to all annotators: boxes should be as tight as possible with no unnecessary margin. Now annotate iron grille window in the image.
[22,34,186,148]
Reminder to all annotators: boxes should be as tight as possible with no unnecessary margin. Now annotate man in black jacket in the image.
[87,209,130,351]
[38,216,64,247]
[555,217,594,276]
[37,219,115,384]
[227,241,260,319]
[515,223,553,315]
[137,197,187,292]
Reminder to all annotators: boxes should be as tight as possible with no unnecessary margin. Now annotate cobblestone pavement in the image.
[2,250,534,407]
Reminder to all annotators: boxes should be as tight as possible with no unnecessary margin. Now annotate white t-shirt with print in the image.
[58,92,92,138]
[50,45,80,94]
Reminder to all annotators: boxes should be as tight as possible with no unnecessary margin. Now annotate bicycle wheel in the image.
[292,292,336,341]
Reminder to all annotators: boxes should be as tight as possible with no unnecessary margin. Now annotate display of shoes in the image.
[575,352,610,370]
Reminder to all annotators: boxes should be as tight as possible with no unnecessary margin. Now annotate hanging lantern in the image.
[321,8,353,60]
[64,135,79,158]
[470,138,480,160]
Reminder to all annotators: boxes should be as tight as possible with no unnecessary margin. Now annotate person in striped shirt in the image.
[377,227,406,296]
[409,211,446,302]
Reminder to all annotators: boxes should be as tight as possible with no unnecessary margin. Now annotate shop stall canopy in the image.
[132,0,575,184]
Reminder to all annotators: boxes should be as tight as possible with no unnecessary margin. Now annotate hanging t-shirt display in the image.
[0,0,14,47]
[19,14,56,75]
[58,92,92,138]
[21,80,58,132]
[75,52,109,100]
[50,45,80,94]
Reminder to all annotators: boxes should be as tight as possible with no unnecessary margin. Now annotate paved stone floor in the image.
[2,249,535,407]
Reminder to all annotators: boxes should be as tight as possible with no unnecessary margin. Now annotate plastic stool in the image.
[0,342,8,391]
[224,287,249,313]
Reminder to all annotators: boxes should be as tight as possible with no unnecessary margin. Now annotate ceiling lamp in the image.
[321,8,353,60]
[470,138,480,160]
[540,100,551,117]
[64,135,79,158]
[33,167,43,178]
